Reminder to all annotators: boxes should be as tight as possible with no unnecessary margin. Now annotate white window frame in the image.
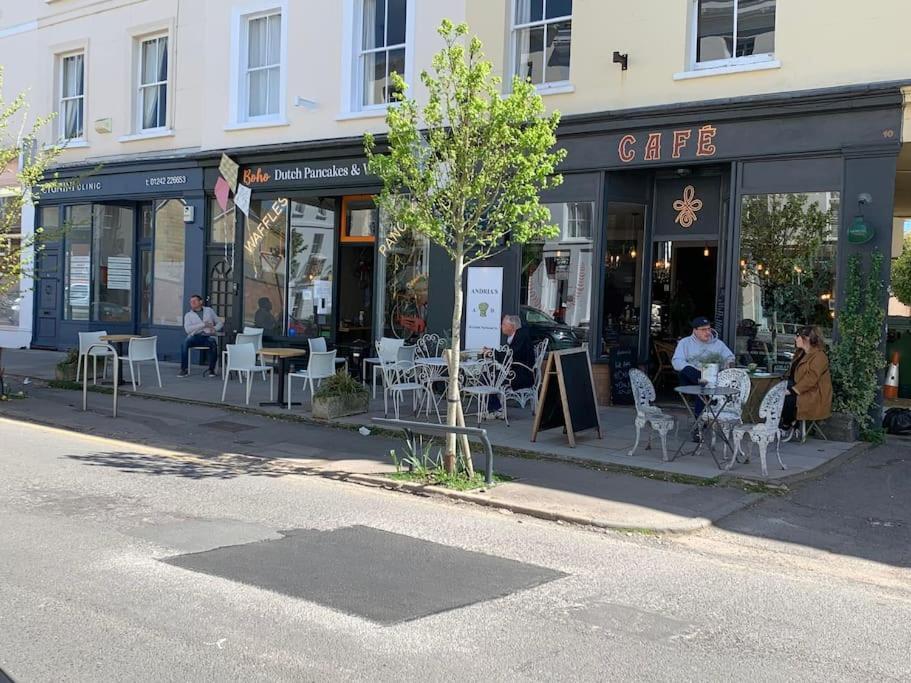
[228,0,288,128]
[509,0,573,92]
[689,0,776,71]
[136,33,170,133]
[58,50,86,142]
[340,0,415,117]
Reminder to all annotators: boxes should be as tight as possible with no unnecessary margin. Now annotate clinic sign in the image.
[40,168,201,199]
[465,267,503,350]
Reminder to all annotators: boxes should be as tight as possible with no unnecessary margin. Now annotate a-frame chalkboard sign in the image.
[531,347,603,447]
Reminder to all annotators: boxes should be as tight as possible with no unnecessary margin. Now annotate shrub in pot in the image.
[312,371,369,420]
[55,348,80,382]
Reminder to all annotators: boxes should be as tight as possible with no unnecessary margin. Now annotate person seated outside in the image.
[178,295,223,378]
[672,316,735,441]
[779,326,833,441]
[483,314,535,418]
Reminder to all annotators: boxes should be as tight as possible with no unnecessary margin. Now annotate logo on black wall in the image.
[673,185,703,228]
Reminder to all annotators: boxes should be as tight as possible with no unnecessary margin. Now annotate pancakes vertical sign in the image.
[465,267,503,350]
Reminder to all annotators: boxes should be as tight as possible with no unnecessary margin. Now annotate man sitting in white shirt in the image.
[178,294,223,377]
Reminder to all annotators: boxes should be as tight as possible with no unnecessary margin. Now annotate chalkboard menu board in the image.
[608,346,635,406]
[531,347,602,447]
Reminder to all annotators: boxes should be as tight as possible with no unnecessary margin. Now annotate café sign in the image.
[242,159,375,187]
[617,124,718,163]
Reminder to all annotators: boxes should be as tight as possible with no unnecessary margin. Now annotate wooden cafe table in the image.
[257,347,308,408]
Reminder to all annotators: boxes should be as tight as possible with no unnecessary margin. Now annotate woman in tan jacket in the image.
[780,326,833,440]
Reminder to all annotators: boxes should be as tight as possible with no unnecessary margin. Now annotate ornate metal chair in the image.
[729,381,789,476]
[628,368,676,462]
[463,346,514,426]
[506,339,549,413]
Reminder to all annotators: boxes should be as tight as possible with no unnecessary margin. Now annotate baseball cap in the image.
[691,316,712,329]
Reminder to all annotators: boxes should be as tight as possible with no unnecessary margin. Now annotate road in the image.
[1,417,909,682]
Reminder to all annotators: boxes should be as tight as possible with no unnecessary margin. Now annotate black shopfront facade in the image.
[32,162,206,360]
[498,82,902,376]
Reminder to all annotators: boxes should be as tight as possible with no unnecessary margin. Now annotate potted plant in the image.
[828,252,885,442]
[697,352,729,386]
[55,348,80,382]
[311,371,369,420]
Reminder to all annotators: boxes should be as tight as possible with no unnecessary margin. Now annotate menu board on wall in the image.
[465,267,503,350]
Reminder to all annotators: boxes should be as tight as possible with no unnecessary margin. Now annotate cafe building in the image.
[33,82,902,380]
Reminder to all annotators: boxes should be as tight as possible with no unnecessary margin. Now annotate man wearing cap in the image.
[672,316,735,441]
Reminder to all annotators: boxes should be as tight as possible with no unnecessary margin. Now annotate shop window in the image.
[694,0,776,68]
[59,52,85,140]
[151,199,185,325]
[233,5,285,124]
[64,205,92,321]
[602,203,645,353]
[242,197,288,336]
[519,200,593,347]
[341,195,378,242]
[736,192,839,371]
[512,0,573,88]
[92,205,134,323]
[0,234,22,328]
[137,34,169,131]
[381,226,429,340]
[287,198,336,338]
[210,198,236,244]
[357,0,407,108]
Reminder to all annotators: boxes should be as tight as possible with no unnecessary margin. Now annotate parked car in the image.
[520,305,583,350]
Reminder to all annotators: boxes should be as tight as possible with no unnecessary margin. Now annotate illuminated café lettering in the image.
[242,167,271,184]
[617,124,718,163]
[244,197,288,256]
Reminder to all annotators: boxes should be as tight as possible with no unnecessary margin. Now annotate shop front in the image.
[200,150,449,378]
[499,83,902,391]
[32,164,205,360]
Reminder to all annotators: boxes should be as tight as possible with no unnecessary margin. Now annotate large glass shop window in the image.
[736,192,839,371]
[382,228,430,340]
[151,199,186,326]
[601,203,645,353]
[520,201,593,347]
[287,198,336,338]
[242,198,288,336]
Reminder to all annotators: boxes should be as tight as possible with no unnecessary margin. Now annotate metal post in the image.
[83,343,118,418]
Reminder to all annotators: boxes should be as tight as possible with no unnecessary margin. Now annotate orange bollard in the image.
[884,352,900,400]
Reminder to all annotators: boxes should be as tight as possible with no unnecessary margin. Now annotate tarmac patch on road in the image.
[164,525,566,624]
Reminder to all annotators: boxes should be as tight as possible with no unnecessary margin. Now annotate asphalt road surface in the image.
[1,417,909,682]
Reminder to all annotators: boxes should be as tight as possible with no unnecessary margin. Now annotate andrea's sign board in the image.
[465,267,503,350]
[531,346,602,447]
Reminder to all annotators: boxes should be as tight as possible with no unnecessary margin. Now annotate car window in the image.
[524,308,554,324]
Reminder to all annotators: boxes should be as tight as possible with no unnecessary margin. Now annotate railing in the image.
[371,417,495,486]
[83,342,119,417]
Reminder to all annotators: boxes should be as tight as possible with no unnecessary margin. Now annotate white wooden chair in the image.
[463,346,514,426]
[221,343,273,405]
[628,368,676,462]
[287,350,338,409]
[729,381,789,476]
[506,339,549,413]
[76,330,113,384]
[125,336,162,391]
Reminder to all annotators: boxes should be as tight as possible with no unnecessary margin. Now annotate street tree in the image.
[0,68,62,392]
[365,20,565,473]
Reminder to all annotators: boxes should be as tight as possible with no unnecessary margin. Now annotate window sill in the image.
[673,59,781,81]
[336,108,390,122]
[535,82,575,96]
[118,129,175,143]
[223,118,290,131]
[55,139,89,149]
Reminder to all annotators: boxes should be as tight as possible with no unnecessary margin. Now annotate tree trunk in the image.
[444,251,465,474]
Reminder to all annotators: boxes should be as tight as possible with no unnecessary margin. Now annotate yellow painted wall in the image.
[2,0,910,167]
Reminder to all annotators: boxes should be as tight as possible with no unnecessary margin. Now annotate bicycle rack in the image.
[83,342,119,417]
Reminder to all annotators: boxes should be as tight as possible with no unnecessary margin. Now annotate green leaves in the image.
[890,236,911,306]
[365,20,565,265]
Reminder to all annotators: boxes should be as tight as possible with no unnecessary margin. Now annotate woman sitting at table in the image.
[779,326,833,440]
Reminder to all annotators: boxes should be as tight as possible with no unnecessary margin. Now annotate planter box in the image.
[822,412,859,442]
[312,393,369,420]
[55,364,78,382]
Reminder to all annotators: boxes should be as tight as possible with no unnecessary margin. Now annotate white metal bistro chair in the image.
[76,330,114,384]
[125,336,162,391]
[505,338,549,413]
[702,368,751,455]
[628,368,676,462]
[463,346,514,427]
[378,352,438,421]
[287,350,338,409]
[729,381,789,477]
[221,343,274,405]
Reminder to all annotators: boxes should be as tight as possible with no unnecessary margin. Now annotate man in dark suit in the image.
[485,314,535,416]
